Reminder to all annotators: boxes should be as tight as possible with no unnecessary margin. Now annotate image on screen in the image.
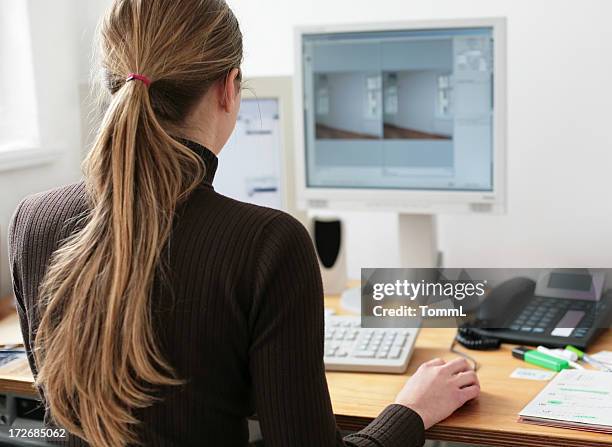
[303,27,494,191]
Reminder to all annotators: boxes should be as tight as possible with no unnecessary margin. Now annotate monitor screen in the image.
[215,98,284,209]
[302,27,494,192]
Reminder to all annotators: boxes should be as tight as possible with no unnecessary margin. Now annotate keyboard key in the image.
[520,327,533,332]
[354,351,376,358]
[389,347,402,359]
[533,328,545,333]
[325,347,337,357]
[376,351,389,359]
[393,336,406,347]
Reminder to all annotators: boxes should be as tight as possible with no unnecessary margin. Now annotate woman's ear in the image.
[221,68,241,113]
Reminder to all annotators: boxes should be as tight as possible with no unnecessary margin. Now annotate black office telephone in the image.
[457,275,612,350]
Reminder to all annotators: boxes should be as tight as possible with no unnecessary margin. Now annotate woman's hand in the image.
[394,357,480,429]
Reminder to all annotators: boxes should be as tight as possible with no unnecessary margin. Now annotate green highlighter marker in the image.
[512,346,570,372]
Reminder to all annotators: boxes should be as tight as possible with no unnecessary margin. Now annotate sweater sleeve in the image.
[248,212,425,447]
[7,198,38,378]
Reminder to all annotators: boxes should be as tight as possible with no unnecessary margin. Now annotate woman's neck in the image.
[180,127,220,155]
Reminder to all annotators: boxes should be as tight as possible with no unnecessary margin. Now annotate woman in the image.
[8,0,480,445]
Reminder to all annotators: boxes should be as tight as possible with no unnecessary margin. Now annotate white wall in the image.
[318,73,381,137]
[391,71,438,134]
[0,0,82,296]
[226,0,612,277]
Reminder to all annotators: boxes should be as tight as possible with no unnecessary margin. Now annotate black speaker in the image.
[311,217,347,295]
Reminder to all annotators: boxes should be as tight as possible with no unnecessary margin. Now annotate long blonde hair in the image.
[34,1,242,445]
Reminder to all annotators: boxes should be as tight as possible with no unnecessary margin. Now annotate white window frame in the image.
[0,0,59,172]
[364,74,381,120]
[315,75,330,116]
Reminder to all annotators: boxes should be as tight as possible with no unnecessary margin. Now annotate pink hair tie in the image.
[126,73,152,87]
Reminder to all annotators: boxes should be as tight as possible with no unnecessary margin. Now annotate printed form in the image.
[519,369,612,433]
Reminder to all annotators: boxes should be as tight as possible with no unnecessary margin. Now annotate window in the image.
[364,74,381,120]
[437,74,453,118]
[0,1,39,152]
[384,72,399,115]
[315,74,330,116]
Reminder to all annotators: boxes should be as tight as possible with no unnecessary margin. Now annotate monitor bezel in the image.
[293,17,507,214]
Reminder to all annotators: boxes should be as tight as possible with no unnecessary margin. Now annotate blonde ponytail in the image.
[35,1,242,445]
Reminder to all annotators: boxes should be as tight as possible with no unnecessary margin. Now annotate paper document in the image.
[591,351,612,366]
[519,369,612,433]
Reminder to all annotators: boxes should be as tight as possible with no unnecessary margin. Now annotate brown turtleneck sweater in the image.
[8,140,425,446]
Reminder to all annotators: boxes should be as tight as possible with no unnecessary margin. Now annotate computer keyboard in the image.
[324,315,419,373]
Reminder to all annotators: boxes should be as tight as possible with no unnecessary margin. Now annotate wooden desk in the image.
[0,294,611,446]
[325,295,612,447]
[0,305,36,397]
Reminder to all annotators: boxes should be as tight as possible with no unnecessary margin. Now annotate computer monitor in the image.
[215,76,306,223]
[215,97,284,209]
[294,18,506,215]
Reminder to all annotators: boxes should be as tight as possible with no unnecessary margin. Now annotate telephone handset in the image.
[456,277,536,350]
[474,277,536,327]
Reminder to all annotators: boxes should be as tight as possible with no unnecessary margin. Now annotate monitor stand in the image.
[339,214,439,314]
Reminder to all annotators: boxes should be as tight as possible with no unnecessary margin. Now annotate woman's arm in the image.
[247,213,427,447]
[7,198,38,377]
